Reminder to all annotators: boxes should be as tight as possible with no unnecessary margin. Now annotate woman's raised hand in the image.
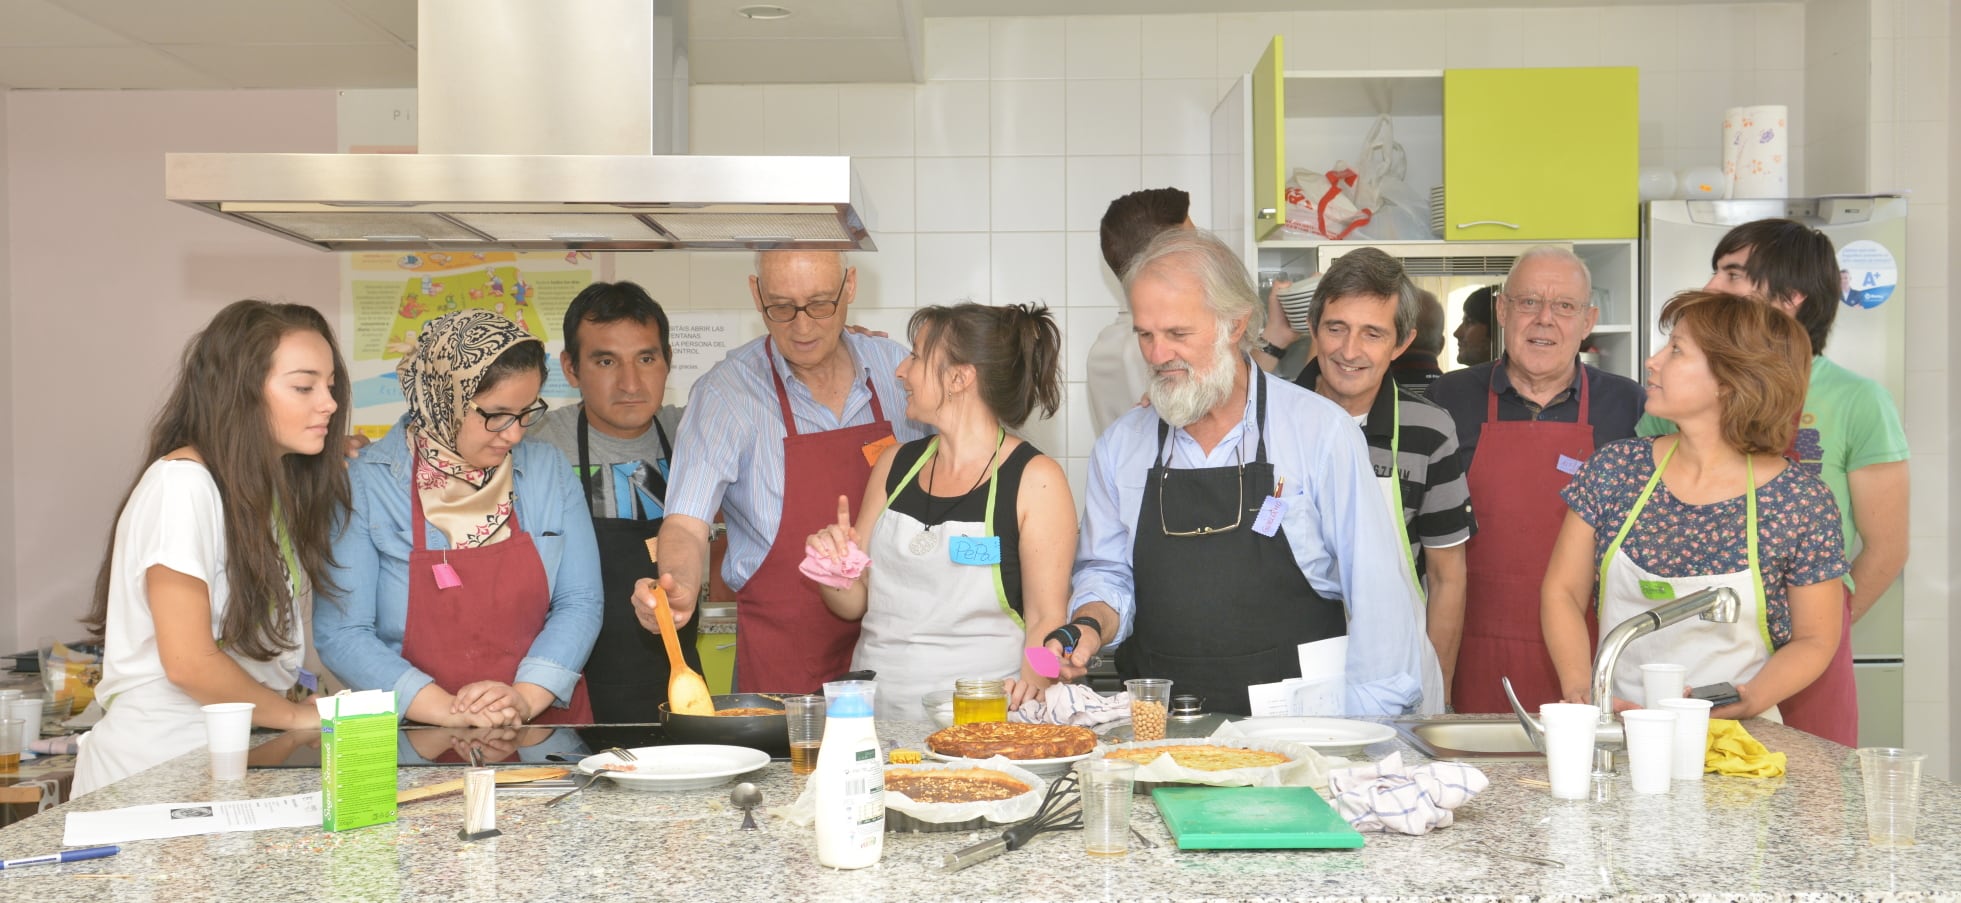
[805,495,860,564]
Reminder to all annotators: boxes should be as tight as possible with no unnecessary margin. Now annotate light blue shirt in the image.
[316,419,603,716]
[1070,369,1435,715]
[666,332,928,591]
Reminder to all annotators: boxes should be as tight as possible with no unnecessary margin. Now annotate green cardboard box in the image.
[318,690,398,832]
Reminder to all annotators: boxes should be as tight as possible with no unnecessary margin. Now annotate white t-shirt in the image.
[1086,311,1154,436]
[75,459,303,795]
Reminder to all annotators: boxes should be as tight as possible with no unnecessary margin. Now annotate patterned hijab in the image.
[397,310,541,548]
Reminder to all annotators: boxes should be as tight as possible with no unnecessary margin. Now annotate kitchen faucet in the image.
[1505,586,1741,777]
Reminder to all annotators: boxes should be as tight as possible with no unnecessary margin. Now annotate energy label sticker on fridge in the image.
[1838,240,1898,310]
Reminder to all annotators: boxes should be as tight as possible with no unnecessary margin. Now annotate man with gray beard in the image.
[1051,231,1440,717]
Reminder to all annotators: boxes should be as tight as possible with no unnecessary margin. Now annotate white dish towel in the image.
[1327,751,1489,835]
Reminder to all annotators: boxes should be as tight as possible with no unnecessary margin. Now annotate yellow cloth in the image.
[1705,718,1786,778]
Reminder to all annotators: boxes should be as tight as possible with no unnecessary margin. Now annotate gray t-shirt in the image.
[530,403,684,522]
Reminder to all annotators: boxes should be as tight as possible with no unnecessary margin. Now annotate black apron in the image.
[575,408,702,723]
[1120,371,1347,716]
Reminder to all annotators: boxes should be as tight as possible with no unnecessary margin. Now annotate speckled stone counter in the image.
[0,718,1954,901]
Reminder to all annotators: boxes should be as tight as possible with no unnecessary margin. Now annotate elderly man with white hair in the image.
[1054,230,1441,717]
[638,250,928,694]
[1427,245,1645,714]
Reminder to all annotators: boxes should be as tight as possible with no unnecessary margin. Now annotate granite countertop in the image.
[0,717,1953,901]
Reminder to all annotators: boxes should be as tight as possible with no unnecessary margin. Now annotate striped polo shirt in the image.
[1296,360,1477,580]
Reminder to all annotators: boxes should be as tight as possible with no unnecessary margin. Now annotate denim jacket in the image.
[316,419,603,717]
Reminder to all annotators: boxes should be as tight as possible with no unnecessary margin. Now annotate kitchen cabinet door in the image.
[1251,36,1285,242]
[1443,67,1638,240]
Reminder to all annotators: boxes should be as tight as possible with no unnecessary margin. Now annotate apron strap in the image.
[576,406,673,521]
[1485,360,1592,424]
[765,339,892,439]
[1386,392,1422,600]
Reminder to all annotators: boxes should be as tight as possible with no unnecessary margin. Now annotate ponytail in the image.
[905,302,1064,429]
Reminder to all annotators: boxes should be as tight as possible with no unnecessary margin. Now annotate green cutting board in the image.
[1151,786,1365,850]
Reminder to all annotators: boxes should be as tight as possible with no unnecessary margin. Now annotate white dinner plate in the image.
[575,744,770,792]
[1226,717,1397,755]
[923,746,1102,778]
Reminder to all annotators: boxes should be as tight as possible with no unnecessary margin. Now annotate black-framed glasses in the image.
[1158,467,1246,537]
[760,273,848,323]
[468,399,549,432]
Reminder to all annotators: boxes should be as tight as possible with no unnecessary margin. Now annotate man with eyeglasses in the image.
[1055,230,1436,717]
[1428,246,1645,714]
[637,251,927,694]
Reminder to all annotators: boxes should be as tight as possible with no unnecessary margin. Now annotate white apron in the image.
[852,436,1023,722]
[1596,443,1777,718]
[1367,398,1447,715]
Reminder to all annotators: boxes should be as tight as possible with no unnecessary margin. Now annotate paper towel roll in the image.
[1723,105,1789,199]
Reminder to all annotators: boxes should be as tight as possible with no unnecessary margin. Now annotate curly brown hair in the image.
[1656,290,1812,455]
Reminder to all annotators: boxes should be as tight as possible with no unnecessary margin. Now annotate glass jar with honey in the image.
[952,678,1008,724]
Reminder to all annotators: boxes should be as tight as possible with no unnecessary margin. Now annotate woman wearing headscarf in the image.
[317,311,601,726]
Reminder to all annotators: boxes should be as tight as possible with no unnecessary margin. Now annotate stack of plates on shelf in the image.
[1429,185,1446,236]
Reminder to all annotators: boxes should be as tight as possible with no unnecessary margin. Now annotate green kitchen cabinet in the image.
[1251,36,1286,242]
[695,632,734,696]
[1442,67,1638,240]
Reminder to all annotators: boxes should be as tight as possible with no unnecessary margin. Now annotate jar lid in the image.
[1169,694,1204,716]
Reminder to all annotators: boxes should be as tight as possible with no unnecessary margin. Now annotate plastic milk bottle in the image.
[813,679,883,868]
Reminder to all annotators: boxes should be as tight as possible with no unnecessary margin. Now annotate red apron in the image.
[400,470,593,725]
[1452,370,1598,714]
[734,341,893,694]
[1773,401,1859,745]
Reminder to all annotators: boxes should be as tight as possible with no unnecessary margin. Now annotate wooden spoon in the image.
[397,766,568,805]
[653,585,716,716]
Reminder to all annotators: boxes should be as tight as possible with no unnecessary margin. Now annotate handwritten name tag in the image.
[1556,454,1584,475]
[1252,495,1287,537]
[948,535,1002,566]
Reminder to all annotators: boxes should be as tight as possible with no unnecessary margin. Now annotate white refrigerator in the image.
[1641,196,1908,747]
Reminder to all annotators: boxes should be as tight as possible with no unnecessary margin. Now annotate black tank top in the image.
[884,437,1040,616]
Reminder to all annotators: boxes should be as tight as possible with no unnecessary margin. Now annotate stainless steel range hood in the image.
[164,0,871,253]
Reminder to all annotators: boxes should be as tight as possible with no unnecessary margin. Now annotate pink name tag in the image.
[432,562,463,589]
[1252,495,1287,537]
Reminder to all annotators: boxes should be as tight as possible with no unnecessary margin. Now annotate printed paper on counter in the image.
[62,792,323,846]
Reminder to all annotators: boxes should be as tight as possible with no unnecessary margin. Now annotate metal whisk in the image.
[943,772,1084,872]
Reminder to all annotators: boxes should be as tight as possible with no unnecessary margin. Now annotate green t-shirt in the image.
[1636,356,1909,587]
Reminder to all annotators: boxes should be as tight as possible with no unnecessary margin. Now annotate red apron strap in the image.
[1485,365,1502,421]
[1575,364,1591,422]
[763,340,801,437]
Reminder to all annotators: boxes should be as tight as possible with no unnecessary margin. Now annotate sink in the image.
[1393,717,1544,763]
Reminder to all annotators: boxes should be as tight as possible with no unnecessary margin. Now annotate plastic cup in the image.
[1622,709,1677,794]
[1640,663,1687,708]
[1124,678,1172,741]
[1076,758,1138,856]
[2,698,44,756]
[201,702,256,781]
[0,720,21,773]
[1857,747,1926,846]
[1539,703,1600,800]
[1656,697,1713,781]
[784,695,825,776]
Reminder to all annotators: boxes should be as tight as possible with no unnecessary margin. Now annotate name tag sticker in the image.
[432,562,463,589]
[297,668,320,693]
[644,536,659,564]
[948,535,1002,566]
[1252,495,1287,537]
[860,434,897,467]
[1556,454,1584,475]
[1639,579,1676,601]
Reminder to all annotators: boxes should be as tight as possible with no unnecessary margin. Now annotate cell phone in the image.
[1688,681,1741,707]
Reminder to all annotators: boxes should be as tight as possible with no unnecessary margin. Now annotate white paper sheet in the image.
[62,792,322,846]
[1246,637,1349,716]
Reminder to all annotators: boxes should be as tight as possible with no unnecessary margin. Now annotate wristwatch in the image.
[1260,338,1291,359]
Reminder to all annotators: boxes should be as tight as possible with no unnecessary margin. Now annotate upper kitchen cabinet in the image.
[1442,67,1639,241]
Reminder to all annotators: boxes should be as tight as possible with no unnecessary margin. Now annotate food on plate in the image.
[926,722,1098,760]
[711,707,782,717]
[1103,744,1291,771]
[884,767,1031,804]
[599,762,638,772]
[888,748,923,764]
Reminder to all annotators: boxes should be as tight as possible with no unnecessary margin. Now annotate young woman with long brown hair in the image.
[75,300,351,796]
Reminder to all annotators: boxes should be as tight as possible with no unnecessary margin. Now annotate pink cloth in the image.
[798,541,870,589]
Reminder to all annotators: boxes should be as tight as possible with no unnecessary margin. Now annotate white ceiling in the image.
[0,0,1777,90]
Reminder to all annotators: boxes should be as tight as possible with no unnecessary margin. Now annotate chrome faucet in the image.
[1505,586,1741,776]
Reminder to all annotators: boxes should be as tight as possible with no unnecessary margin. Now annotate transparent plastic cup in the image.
[2,698,44,756]
[1077,758,1139,856]
[1539,703,1601,800]
[1655,697,1712,781]
[784,695,826,776]
[1621,709,1677,794]
[1124,678,1172,741]
[1857,747,1926,846]
[0,720,21,773]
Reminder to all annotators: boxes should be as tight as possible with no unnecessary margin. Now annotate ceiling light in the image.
[737,4,792,19]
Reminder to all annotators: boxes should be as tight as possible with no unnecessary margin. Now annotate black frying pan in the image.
[658,693,790,757]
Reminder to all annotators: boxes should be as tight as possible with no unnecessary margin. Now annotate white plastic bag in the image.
[1279,166,1373,240]
[1352,116,1435,240]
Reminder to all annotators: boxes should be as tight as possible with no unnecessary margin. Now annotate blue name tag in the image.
[297,668,320,693]
[948,535,1002,566]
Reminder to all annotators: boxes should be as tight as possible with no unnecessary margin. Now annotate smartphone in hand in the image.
[1688,682,1741,707]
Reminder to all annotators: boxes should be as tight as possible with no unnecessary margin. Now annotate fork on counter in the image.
[546,747,636,807]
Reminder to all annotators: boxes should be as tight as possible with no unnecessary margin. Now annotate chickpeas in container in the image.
[1125,679,1173,741]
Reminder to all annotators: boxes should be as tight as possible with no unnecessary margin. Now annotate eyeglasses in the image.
[760,273,848,323]
[468,399,549,432]
[1502,293,1590,319]
[1158,467,1246,537]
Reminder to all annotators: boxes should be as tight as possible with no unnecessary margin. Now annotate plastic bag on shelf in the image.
[1278,166,1373,241]
[1349,115,1435,240]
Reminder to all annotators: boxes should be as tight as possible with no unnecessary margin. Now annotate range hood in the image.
[164,0,871,253]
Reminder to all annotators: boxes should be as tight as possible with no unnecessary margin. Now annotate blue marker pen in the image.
[0,845,120,869]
